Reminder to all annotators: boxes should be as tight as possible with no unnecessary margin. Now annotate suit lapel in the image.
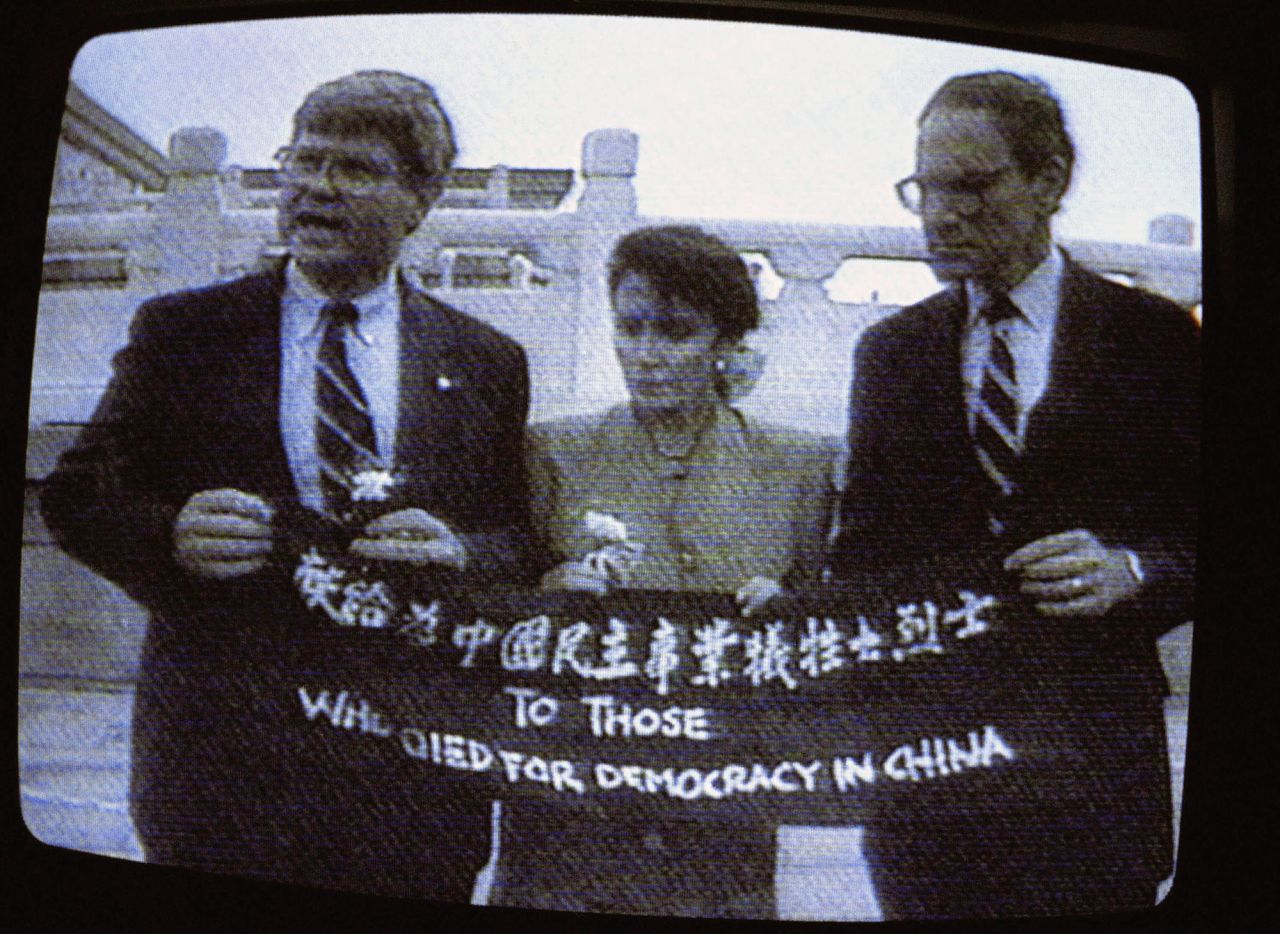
[1023,260,1101,459]
[934,287,974,459]
[394,280,470,470]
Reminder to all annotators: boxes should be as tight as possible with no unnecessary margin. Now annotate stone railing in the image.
[33,125,1201,437]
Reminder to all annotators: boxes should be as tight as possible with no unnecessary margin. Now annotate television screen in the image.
[9,0,1248,929]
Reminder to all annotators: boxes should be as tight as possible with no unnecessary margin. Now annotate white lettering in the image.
[549,759,585,794]
[943,591,996,639]
[452,618,499,667]
[644,617,681,696]
[690,617,739,688]
[833,752,877,791]
[503,686,560,728]
[722,764,749,794]
[298,687,346,726]
[553,622,595,678]
[581,694,626,738]
[683,708,712,741]
[912,740,939,779]
[497,749,525,783]
[442,734,468,770]
[621,765,646,791]
[672,769,703,800]
[595,763,623,790]
[582,758,828,801]
[338,697,391,736]
[981,725,1017,765]
[523,755,551,784]
[660,707,686,738]
[746,763,774,794]
[399,727,429,760]
[948,733,983,771]
[933,738,950,777]
[468,739,494,772]
[500,615,551,671]
[884,746,917,781]
[792,760,824,792]
[592,618,640,680]
[884,726,1017,782]
[632,708,661,737]
[772,762,799,792]
[644,768,675,794]
[579,695,713,741]
[701,769,725,800]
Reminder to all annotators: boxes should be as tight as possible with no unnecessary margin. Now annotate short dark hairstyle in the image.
[921,71,1075,196]
[607,225,760,343]
[292,70,457,204]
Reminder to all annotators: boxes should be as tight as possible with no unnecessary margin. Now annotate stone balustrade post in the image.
[769,241,846,308]
[745,242,864,436]
[577,128,638,217]
[566,129,640,414]
[132,127,228,296]
[486,164,511,209]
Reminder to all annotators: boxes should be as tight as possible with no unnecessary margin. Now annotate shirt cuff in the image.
[1121,548,1146,586]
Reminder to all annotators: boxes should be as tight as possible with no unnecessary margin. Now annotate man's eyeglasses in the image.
[894,166,1015,217]
[274,146,400,194]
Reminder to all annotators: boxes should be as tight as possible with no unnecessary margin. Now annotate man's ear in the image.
[405,195,432,235]
[1035,155,1070,216]
[710,333,738,361]
[403,179,441,234]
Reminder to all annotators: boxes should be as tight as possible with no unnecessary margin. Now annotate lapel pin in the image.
[436,375,454,391]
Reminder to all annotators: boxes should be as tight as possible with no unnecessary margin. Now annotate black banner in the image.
[158,535,1109,826]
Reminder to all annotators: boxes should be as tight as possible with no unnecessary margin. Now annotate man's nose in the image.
[294,159,342,197]
[922,189,963,221]
[923,197,963,234]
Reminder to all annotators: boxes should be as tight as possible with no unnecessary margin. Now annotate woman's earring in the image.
[713,357,728,374]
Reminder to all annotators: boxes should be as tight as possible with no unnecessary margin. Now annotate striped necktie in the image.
[316,300,379,520]
[974,293,1021,536]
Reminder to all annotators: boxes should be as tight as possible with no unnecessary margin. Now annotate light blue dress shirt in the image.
[279,261,402,514]
[962,246,1066,440]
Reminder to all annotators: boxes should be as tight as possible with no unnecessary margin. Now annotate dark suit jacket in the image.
[828,259,1200,897]
[40,266,532,899]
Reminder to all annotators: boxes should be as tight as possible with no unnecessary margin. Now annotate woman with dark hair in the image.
[491,225,839,918]
[531,224,834,606]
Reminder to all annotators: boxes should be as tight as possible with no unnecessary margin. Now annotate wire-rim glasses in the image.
[274,146,401,195]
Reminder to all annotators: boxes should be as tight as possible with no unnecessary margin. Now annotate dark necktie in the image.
[316,300,378,519]
[974,293,1021,536]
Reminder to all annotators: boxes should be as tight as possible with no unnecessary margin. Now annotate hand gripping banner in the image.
[138,509,1138,875]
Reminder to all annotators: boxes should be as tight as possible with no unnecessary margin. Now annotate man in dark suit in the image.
[40,71,530,900]
[828,72,1199,917]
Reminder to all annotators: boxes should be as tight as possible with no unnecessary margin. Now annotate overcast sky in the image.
[70,12,1201,247]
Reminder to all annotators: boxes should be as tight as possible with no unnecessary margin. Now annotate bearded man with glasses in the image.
[827,72,1200,917]
[41,71,532,899]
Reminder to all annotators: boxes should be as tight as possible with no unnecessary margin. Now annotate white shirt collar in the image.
[965,246,1065,333]
[282,260,400,345]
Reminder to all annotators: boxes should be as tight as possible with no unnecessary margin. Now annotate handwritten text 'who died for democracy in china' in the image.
[297,684,1017,802]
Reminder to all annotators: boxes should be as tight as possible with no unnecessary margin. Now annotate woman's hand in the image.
[736,576,784,617]
[541,559,611,595]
